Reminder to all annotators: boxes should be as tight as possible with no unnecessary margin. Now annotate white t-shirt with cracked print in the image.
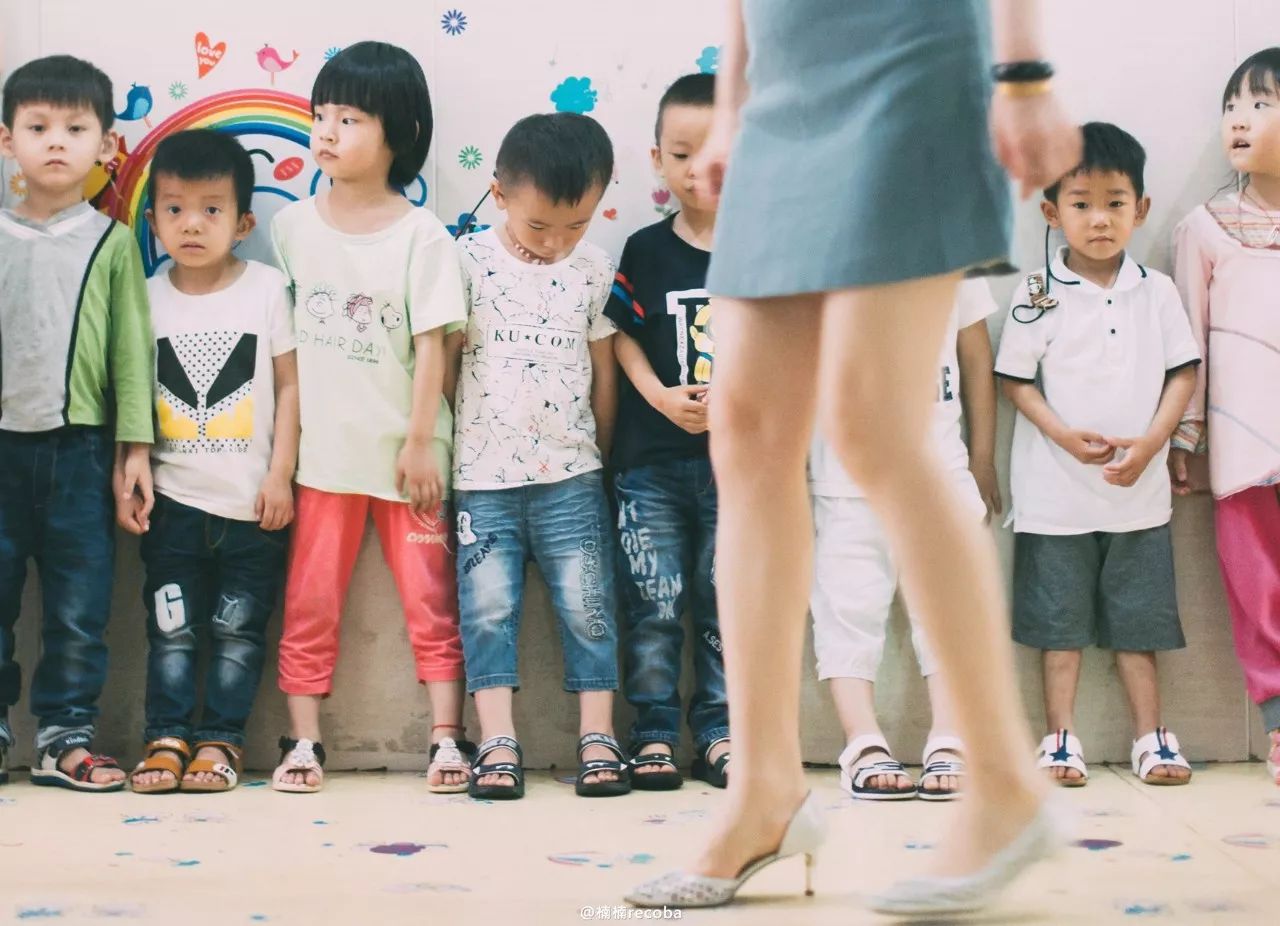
[149,260,294,521]
[809,278,999,498]
[452,229,616,490]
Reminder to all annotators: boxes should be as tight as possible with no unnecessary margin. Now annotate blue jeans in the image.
[455,471,618,693]
[614,458,728,754]
[140,493,287,746]
[0,427,115,743]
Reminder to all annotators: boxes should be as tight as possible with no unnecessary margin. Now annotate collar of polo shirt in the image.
[1049,245,1147,295]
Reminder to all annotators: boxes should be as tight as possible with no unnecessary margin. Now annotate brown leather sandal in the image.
[181,741,243,793]
[130,737,191,794]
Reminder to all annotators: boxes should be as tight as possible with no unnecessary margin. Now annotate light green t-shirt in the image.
[271,198,465,501]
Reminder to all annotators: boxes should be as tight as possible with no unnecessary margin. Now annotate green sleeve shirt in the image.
[0,202,154,442]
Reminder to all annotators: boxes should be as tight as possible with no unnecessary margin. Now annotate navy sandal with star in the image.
[576,733,632,797]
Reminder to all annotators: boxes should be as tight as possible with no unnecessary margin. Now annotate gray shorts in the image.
[1012,525,1184,652]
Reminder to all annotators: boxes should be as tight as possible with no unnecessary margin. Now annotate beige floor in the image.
[1,763,1277,924]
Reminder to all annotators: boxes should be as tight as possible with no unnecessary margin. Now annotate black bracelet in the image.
[991,60,1054,83]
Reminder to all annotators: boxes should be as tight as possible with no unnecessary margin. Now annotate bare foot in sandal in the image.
[633,743,673,778]
[61,748,126,787]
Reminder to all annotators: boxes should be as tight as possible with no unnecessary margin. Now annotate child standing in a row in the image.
[270,42,470,793]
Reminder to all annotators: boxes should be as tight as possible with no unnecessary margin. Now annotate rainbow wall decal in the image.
[98,88,427,275]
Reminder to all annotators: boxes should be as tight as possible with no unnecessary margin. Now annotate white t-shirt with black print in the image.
[149,260,295,521]
[452,229,616,490]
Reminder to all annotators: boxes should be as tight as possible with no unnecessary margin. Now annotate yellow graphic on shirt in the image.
[156,397,198,440]
[690,299,714,385]
[206,396,255,440]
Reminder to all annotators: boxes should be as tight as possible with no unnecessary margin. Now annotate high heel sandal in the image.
[625,791,826,909]
[869,797,1072,916]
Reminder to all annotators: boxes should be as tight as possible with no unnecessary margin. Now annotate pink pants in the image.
[1215,485,1280,731]
[278,486,464,695]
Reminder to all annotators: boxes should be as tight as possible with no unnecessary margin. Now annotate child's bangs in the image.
[309,62,386,121]
[8,76,104,122]
[1223,50,1280,108]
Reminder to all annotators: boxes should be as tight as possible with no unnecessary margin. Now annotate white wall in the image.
[0,0,1274,770]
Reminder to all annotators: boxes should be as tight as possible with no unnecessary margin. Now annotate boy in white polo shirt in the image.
[996,123,1200,788]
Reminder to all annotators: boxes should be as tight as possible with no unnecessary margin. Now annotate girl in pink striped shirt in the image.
[1170,47,1280,785]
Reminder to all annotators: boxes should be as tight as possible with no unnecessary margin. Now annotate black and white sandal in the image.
[576,733,631,797]
[691,736,730,789]
[427,737,477,794]
[838,734,917,801]
[29,731,126,793]
[469,735,524,800]
[917,735,965,802]
[629,744,683,791]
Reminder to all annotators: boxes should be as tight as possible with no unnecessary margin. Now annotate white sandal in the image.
[1036,729,1088,787]
[918,735,965,802]
[271,736,325,793]
[838,734,917,801]
[1131,727,1191,786]
[1268,730,1280,787]
[426,737,475,793]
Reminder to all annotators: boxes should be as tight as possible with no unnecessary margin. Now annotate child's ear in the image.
[650,145,662,173]
[490,178,506,210]
[1133,195,1152,227]
[1040,198,1062,228]
[236,211,257,240]
[98,130,118,163]
[144,207,154,225]
[0,124,13,160]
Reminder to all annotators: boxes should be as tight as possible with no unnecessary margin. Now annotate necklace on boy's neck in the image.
[504,224,548,265]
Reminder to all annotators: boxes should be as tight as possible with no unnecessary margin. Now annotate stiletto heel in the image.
[626,791,827,909]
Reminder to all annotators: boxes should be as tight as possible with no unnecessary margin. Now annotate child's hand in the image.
[116,443,153,533]
[255,471,295,531]
[658,384,710,434]
[1102,437,1157,488]
[968,458,1003,525]
[1054,428,1116,466]
[396,438,443,515]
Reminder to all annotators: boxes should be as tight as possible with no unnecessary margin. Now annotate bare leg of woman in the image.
[818,274,1047,879]
[688,293,822,879]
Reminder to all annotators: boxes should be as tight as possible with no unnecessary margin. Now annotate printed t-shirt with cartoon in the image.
[604,214,712,472]
[271,199,466,501]
[452,228,616,489]
[148,259,294,522]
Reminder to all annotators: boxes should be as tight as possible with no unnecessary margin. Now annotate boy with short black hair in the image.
[0,55,153,791]
[996,121,1201,787]
[452,113,626,799]
[123,129,298,794]
[607,73,731,791]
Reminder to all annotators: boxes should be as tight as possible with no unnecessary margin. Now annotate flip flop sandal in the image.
[917,735,965,802]
[130,737,192,794]
[1131,728,1192,786]
[691,736,731,789]
[629,746,683,791]
[469,735,524,800]
[30,731,126,793]
[839,734,917,801]
[427,736,477,793]
[271,736,326,793]
[181,741,243,793]
[1036,729,1089,787]
[576,733,631,797]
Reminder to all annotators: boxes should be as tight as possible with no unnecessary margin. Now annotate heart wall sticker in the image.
[195,32,227,78]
